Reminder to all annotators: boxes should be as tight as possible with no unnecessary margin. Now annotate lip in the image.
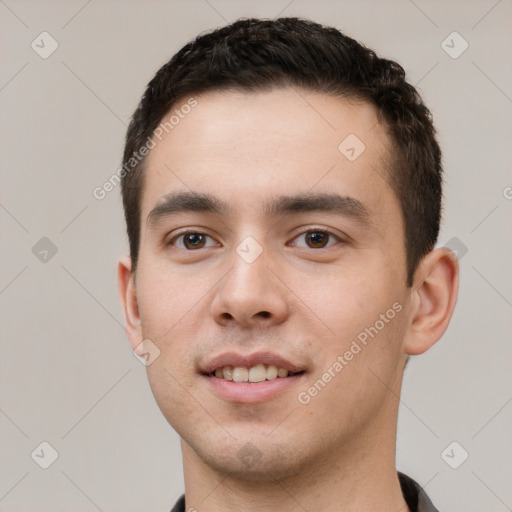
[201,351,305,375]
[203,372,305,403]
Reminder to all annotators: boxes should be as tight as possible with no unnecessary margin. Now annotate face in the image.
[126,88,415,480]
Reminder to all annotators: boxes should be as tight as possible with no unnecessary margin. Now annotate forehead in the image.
[140,88,398,225]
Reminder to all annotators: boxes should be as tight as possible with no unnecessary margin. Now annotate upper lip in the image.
[201,351,306,375]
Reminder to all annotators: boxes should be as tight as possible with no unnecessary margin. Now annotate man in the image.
[118,17,458,512]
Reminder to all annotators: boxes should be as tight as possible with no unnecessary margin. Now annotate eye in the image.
[170,232,218,250]
[290,229,341,249]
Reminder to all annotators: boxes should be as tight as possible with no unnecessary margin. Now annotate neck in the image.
[181,422,409,512]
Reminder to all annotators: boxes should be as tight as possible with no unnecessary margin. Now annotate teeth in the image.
[248,364,266,383]
[223,366,233,381]
[266,365,278,380]
[213,364,297,382]
[233,367,249,382]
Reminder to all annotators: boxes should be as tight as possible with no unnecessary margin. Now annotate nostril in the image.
[258,311,271,318]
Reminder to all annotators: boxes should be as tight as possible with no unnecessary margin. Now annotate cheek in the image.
[146,361,202,435]
[136,262,214,340]
[298,266,407,377]
[294,264,394,331]
[299,308,407,427]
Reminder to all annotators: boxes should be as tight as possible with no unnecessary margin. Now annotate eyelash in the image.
[168,228,343,250]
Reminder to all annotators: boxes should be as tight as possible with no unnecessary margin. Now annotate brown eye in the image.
[171,232,217,250]
[183,233,206,249]
[291,230,340,249]
[305,231,330,248]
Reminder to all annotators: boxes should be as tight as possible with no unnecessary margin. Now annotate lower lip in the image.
[203,374,304,403]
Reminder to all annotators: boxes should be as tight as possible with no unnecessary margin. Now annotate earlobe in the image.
[118,255,143,350]
[403,247,459,356]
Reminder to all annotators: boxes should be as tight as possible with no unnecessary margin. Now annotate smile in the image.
[202,351,307,403]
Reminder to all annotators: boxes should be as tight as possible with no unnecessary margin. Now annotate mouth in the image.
[200,352,307,403]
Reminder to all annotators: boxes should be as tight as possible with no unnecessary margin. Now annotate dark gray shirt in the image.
[170,472,439,511]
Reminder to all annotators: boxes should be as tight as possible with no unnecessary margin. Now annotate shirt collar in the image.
[170,472,439,512]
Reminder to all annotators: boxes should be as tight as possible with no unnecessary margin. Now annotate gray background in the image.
[1,0,511,510]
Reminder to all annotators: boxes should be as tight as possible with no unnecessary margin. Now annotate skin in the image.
[119,88,459,512]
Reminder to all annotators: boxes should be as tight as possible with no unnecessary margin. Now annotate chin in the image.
[185,434,312,483]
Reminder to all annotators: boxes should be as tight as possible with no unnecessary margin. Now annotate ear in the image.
[118,255,143,351]
[403,247,459,355]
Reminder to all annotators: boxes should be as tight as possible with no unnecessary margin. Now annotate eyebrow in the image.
[146,190,372,227]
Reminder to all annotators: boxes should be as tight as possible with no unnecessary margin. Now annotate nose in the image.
[210,247,289,329]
